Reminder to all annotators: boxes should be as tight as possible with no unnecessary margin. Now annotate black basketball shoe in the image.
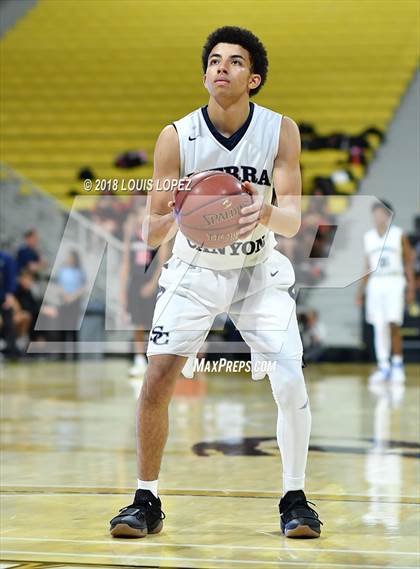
[110,489,165,538]
[279,490,322,538]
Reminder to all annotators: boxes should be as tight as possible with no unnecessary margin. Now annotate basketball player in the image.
[110,27,322,539]
[120,204,169,376]
[357,201,414,383]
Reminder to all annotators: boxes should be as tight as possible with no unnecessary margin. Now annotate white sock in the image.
[134,354,147,365]
[392,354,403,366]
[268,358,311,495]
[137,479,158,497]
[181,356,196,378]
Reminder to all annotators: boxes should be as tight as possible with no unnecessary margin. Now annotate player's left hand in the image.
[238,182,269,237]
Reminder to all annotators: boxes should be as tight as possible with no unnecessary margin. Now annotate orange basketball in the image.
[174,171,253,248]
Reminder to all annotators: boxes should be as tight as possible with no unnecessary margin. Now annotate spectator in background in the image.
[15,269,42,342]
[16,229,47,275]
[302,196,332,232]
[300,309,327,363]
[9,296,32,353]
[410,217,420,274]
[299,123,384,152]
[56,250,86,358]
[0,250,19,358]
[114,150,147,169]
[349,145,367,167]
[91,195,127,241]
[312,176,335,195]
[276,195,334,287]
[120,206,169,376]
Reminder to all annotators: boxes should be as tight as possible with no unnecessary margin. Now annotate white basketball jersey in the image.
[364,225,404,277]
[172,102,284,270]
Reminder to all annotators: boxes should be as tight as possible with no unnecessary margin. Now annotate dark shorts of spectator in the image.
[127,276,155,329]
[58,299,82,331]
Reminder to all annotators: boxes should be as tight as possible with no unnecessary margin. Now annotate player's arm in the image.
[356,256,370,306]
[142,125,179,248]
[402,233,415,304]
[239,116,302,238]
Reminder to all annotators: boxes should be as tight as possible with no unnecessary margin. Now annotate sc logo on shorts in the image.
[150,325,170,345]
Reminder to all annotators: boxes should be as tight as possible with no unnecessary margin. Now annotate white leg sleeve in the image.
[268,359,311,494]
[372,321,391,367]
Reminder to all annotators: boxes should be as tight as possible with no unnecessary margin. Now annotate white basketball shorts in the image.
[365,275,406,325]
[146,250,303,367]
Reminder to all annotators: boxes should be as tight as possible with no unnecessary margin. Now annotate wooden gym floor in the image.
[0,360,419,569]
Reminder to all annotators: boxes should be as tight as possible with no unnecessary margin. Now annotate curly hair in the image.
[372,200,394,214]
[202,26,268,96]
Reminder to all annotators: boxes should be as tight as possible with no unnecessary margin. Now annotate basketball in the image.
[174,171,253,248]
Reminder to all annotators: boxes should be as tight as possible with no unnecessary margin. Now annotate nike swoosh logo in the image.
[188,136,198,141]
[299,397,309,410]
[270,270,279,277]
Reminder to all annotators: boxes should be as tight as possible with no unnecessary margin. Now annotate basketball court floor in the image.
[1,360,419,568]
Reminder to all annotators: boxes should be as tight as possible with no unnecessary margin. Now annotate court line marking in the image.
[0,552,416,569]
[1,538,418,557]
[1,486,419,504]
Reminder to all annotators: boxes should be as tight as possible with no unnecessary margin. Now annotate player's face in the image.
[204,43,261,100]
[372,207,390,230]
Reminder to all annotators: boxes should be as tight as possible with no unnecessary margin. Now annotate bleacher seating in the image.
[1,0,418,210]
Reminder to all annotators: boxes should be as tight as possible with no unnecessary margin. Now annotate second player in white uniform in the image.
[365,225,405,326]
[358,202,414,383]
